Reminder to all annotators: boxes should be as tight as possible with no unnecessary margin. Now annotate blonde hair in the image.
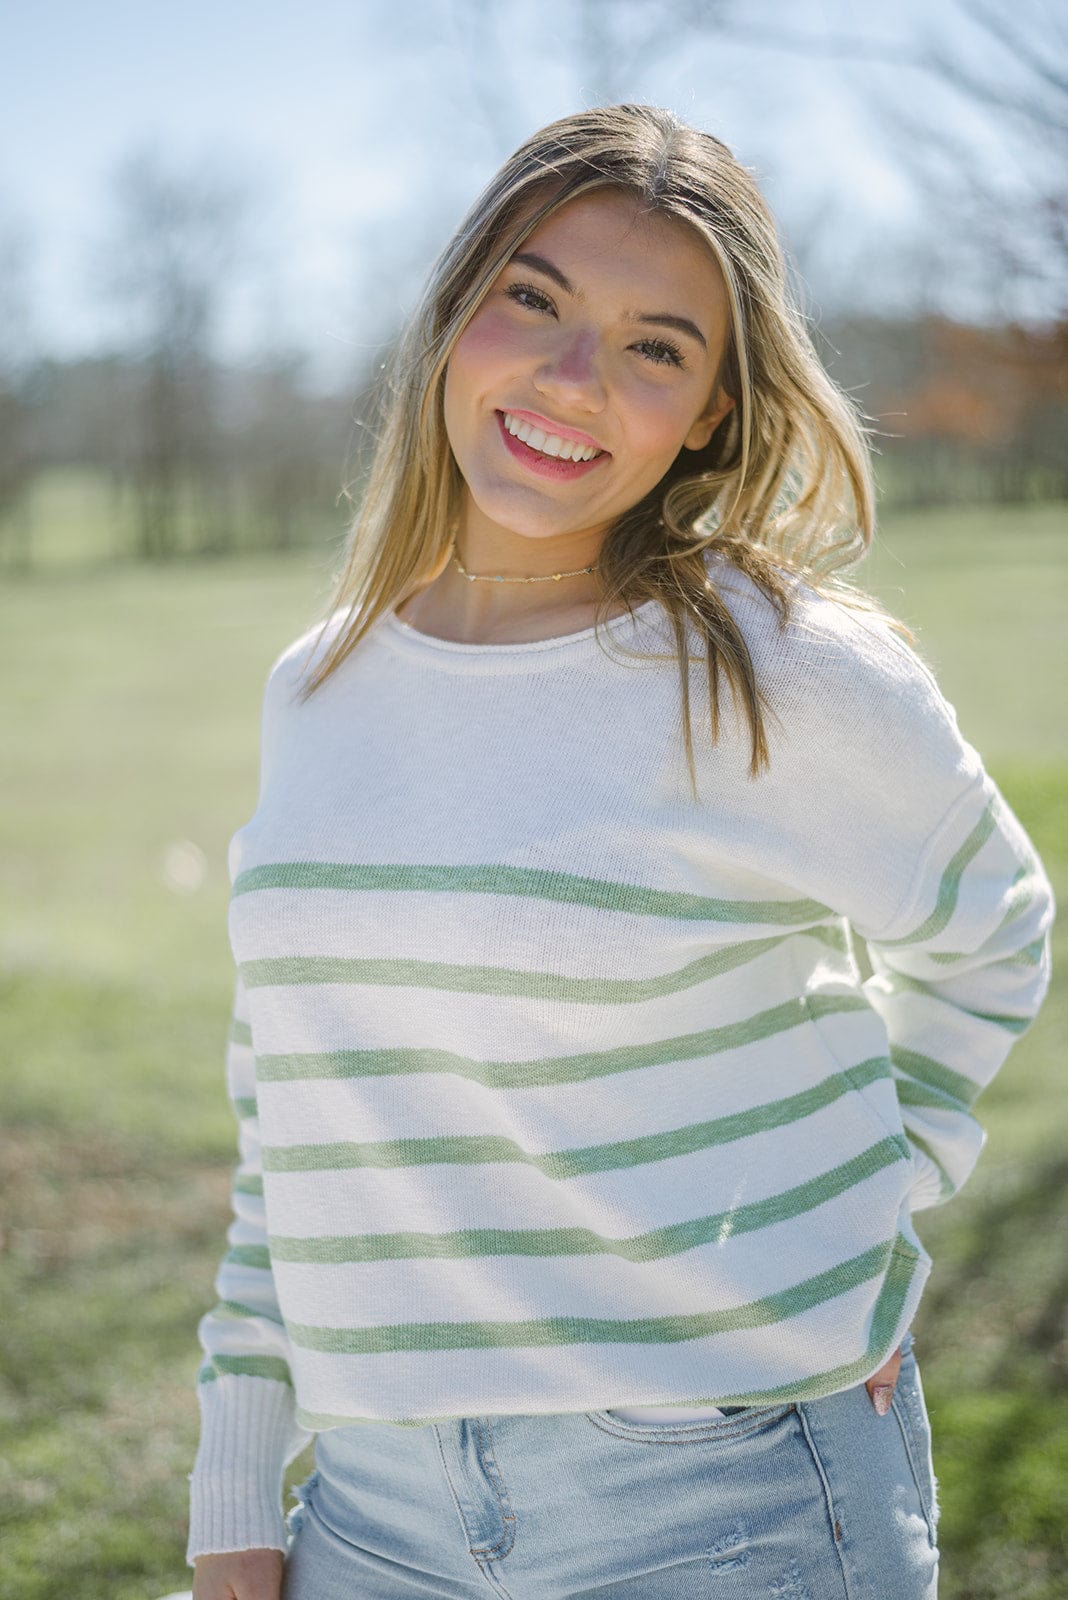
[297,103,893,788]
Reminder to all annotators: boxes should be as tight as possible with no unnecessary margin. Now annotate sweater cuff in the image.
[186,1376,307,1564]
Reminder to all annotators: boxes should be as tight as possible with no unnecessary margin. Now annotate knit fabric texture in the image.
[187,557,1054,1560]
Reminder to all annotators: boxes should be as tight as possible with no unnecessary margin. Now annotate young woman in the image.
[187,105,1053,1599]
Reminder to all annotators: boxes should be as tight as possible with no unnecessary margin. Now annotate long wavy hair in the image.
[295,103,894,789]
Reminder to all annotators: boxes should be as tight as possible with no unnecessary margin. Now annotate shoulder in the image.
[247,609,354,772]
[702,554,992,932]
[263,607,351,701]
[705,551,961,746]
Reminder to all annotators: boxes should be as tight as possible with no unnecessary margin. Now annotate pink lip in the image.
[499,408,608,455]
[494,411,609,480]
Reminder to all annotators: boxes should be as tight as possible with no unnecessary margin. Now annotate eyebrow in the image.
[510,251,709,350]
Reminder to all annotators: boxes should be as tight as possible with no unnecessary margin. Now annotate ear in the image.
[683,388,735,452]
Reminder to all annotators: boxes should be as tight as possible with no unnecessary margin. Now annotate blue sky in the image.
[1,0,1041,387]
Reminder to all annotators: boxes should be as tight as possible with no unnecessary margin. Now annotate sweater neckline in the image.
[378,595,666,670]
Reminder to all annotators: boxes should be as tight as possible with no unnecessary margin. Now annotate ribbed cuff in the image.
[186,1376,307,1564]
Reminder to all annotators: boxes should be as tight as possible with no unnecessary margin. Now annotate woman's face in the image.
[443,187,735,550]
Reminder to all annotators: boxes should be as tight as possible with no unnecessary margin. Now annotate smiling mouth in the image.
[499,410,607,462]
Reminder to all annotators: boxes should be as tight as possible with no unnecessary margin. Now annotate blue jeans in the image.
[281,1330,939,1598]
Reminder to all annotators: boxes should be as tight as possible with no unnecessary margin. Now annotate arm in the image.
[740,583,1055,1214]
[187,970,313,1564]
[188,639,320,1565]
[855,772,1053,1209]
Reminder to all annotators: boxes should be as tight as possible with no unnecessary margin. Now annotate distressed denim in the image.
[281,1329,939,1599]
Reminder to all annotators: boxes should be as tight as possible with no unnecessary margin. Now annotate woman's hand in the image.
[865,1344,903,1415]
[192,1548,285,1600]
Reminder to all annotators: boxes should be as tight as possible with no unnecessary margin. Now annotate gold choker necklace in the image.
[451,547,596,584]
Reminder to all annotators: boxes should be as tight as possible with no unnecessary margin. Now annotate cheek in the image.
[449,306,529,390]
[444,313,521,466]
[621,381,702,468]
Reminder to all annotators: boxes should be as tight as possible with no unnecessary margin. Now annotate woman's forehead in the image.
[505,187,727,305]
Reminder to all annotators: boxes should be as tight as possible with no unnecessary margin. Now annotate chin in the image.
[465,486,590,543]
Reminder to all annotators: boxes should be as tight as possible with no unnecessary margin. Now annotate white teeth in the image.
[502,412,600,462]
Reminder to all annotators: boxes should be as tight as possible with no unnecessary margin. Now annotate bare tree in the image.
[441,0,732,149]
[722,2,1066,131]
[92,146,257,560]
[720,0,1068,321]
[0,209,38,573]
[233,351,355,553]
[874,2,1066,321]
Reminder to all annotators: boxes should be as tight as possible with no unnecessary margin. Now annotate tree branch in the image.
[718,23,1068,132]
[956,0,1068,99]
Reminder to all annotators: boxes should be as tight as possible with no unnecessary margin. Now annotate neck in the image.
[451,546,596,584]
[398,508,607,637]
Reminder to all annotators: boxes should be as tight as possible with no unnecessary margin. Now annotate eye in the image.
[504,281,556,314]
[632,337,686,369]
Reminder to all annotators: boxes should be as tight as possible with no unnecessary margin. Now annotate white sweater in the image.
[187,557,1053,1559]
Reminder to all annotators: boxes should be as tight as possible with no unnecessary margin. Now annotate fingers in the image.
[865,1343,903,1416]
[192,1547,284,1600]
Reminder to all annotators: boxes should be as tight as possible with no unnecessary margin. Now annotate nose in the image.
[533,327,606,412]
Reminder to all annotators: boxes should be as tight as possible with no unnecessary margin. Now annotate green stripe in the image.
[232,859,831,925]
[879,971,1033,1034]
[890,1045,981,1110]
[294,1406,455,1429]
[877,801,997,948]
[968,1010,1030,1034]
[1009,936,1048,967]
[285,1235,906,1355]
[241,928,848,1006]
[232,1095,258,1119]
[225,1244,272,1270]
[269,1135,909,1265]
[255,992,869,1089]
[239,926,846,1006]
[234,1172,264,1197]
[905,1131,956,1201]
[292,1241,925,1426]
[261,1054,891,1177]
[212,1298,285,1326]
[926,864,1042,965]
[230,1018,253,1047]
[895,1078,973,1116]
[198,1354,293,1386]
[727,1237,923,1402]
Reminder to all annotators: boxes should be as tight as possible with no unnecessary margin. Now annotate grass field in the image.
[0,495,1065,1599]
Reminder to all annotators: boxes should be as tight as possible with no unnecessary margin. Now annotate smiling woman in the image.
[185,106,1053,1600]
[439,190,736,564]
[292,103,881,779]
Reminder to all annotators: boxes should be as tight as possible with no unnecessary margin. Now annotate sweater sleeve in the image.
[738,580,1055,1216]
[855,769,1053,1211]
[186,969,313,1561]
[187,641,317,1563]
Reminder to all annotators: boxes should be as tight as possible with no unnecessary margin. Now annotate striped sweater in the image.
[187,557,1053,1558]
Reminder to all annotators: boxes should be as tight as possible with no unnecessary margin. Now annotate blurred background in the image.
[0,2,1064,1597]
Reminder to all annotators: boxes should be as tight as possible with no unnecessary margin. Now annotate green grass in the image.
[862,503,1067,763]
[0,499,1064,1598]
[0,465,344,574]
